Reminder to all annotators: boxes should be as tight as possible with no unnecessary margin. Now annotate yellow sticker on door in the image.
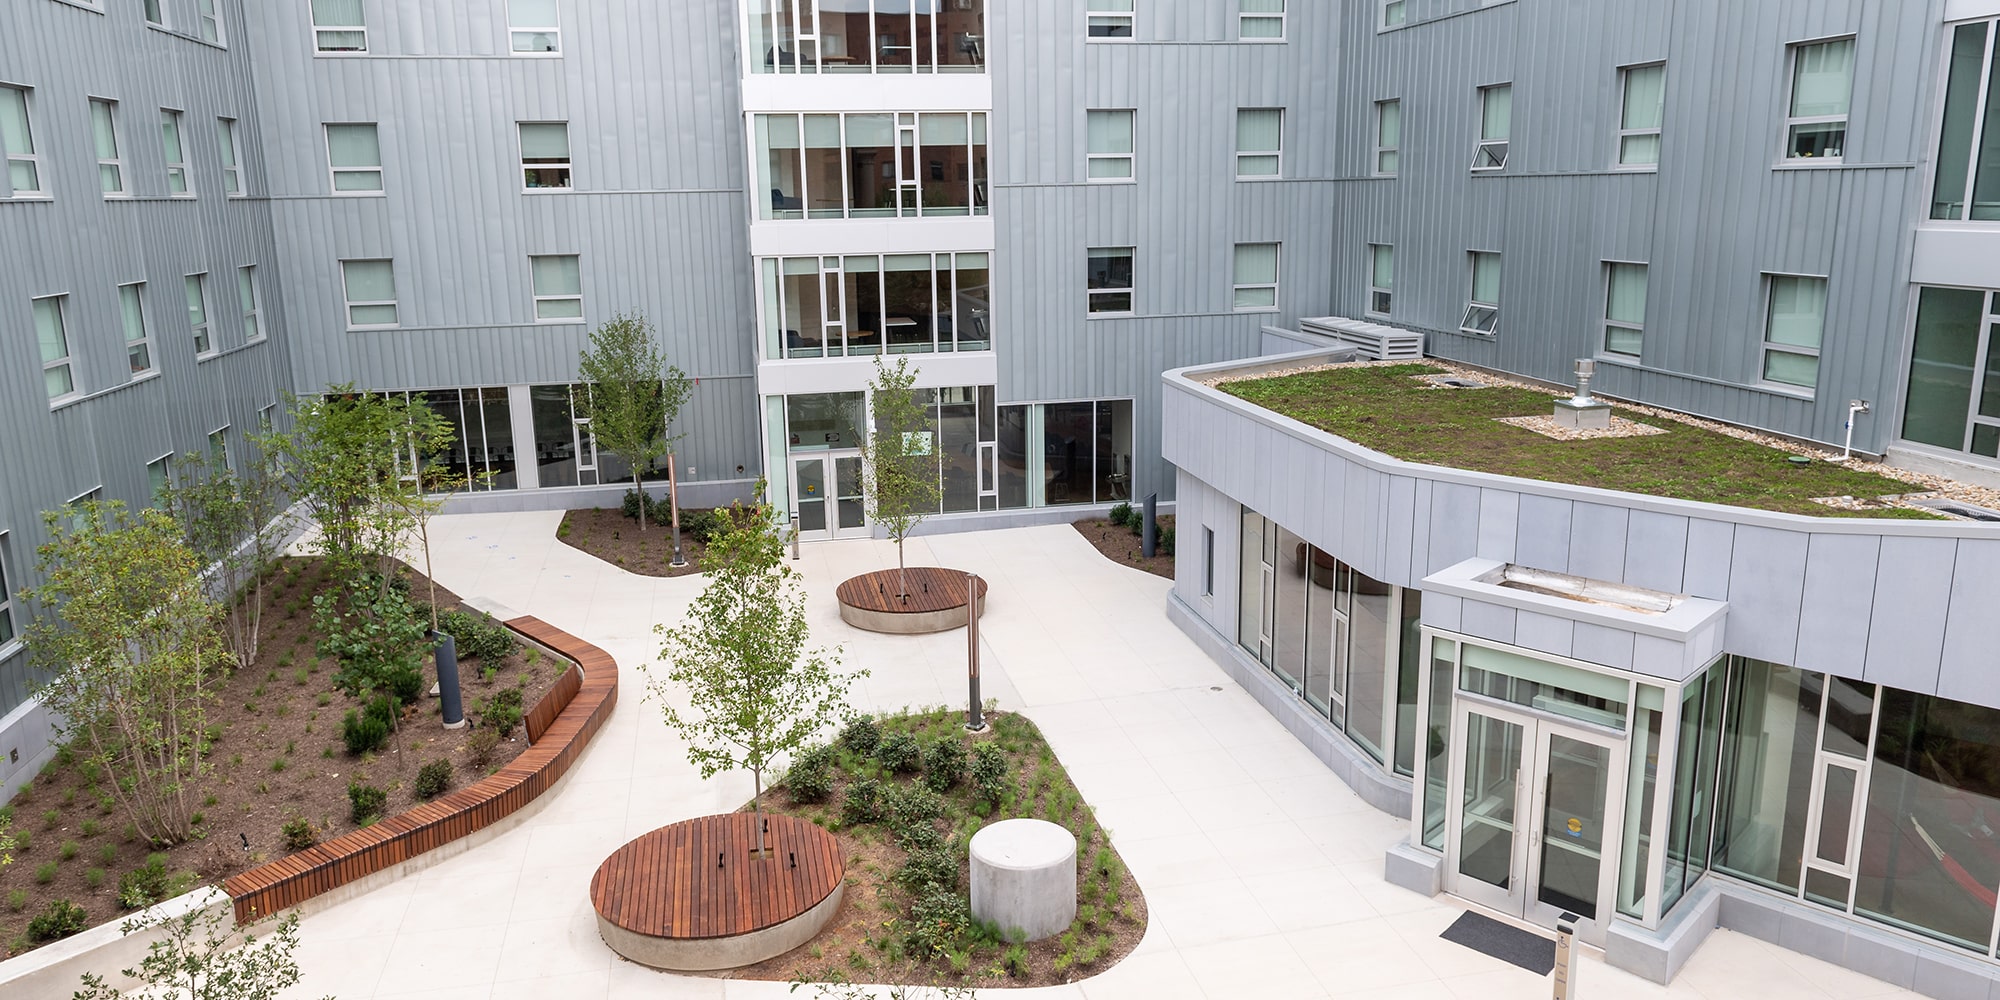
[1566,817,1584,837]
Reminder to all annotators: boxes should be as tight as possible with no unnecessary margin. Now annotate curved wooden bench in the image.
[222,615,617,924]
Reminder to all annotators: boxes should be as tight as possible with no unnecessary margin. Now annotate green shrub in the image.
[970,742,1011,804]
[467,727,501,769]
[86,867,106,889]
[26,899,87,942]
[341,707,389,756]
[439,609,518,663]
[348,782,388,825]
[1002,943,1029,975]
[97,842,117,865]
[620,489,649,522]
[388,665,426,705]
[1159,524,1176,557]
[80,819,101,838]
[480,687,524,739]
[1108,502,1133,527]
[280,817,319,851]
[117,854,188,909]
[904,883,971,960]
[786,744,836,805]
[413,759,453,801]
[895,845,959,894]
[921,735,968,792]
[839,715,881,756]
[681,508,724,544]
[884,781,943,830]
[877,732,921,775]
[12,828,29,853]
[60,839,79,861]
[33,861,56,884]
[840,777,884,826]
[4,888,25,912]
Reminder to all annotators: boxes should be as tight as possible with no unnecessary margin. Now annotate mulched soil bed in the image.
[0,556,561,958]
[556,507,712,577]
[673,710,1147,991]
[1073,516,1176,580]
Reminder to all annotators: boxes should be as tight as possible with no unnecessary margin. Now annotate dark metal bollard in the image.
[432,630,465,729]
[966,571,985,732]
[1142,492,1158,559]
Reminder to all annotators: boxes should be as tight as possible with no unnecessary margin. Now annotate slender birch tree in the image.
[573,313,693,540]
[858,356,941,599]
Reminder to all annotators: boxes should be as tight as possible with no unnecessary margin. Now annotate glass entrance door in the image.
[791,452,869,541]
[1448,701,1626,943]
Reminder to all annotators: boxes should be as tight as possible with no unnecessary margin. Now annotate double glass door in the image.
[1448,700,1626,943]
[792,452,867,540]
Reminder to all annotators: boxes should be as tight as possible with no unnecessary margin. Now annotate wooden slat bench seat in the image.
[834,566,988,616]
[222,615,617,924]
[589,814,842,940]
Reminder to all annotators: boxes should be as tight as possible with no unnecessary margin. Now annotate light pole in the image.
[965,571,985,732]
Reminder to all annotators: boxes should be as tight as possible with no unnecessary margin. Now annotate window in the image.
[1381,0,1406,28]
[1931,19,2000,220]
[755,111,989,221]
[1603,262,1648,357]
[1762,274,1825,389]
[1088,0,1133,39]
[1233,243,1280,311]
[216,118,245,196]
[35,295,76,402]
[340,259,397,328]
[1473,84,1511,171]
[1375,99,1400,176]
[1087,247,1134,315]
[326,123,383,193]
[1785,38,1853,161]
[1,86,44,197]
[312,0,367,52]
[1901,287,2000,454]
[86,98,124,196]
[161,109,190,196]
[147,455,171,504]
[144,0,163,25]
[209,427,231,473]
[1087,109,1134,181]
[1240,0,1282,40]
[761,252,992,359]
[530,254,583,321]
[1462,251,1500,334]
[1202,527,1215,597]
[1236,108,1282,178]
[519,122,571,190]
[120,281,154,375]
[185,273,213,355]
[0,538,14,646]
[508,0,559,53]
[1618,64,1665,167]
[238,265,262,342]
[196,0,222,44]
[1368,244,1393,315]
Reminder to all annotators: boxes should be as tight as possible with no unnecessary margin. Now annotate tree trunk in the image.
[632,470,648,531]
[751,765,765,857]
[668,452,686,567]
[897,536,908,602]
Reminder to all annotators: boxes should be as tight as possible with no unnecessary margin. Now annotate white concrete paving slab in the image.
[270,514,1923,999]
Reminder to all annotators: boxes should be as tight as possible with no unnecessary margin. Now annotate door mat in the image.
[1438,910,1556,975]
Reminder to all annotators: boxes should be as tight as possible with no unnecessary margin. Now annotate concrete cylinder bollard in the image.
[969,819,1077,942]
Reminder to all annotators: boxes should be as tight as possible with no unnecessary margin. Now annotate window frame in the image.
[311,0,369,53]
[146,454,172,506]
[325,122,384,195]
[208,425,232,474]
[161,108,192,198]
[1462,251,1501,336]
[1375,99,1401,177]
[340,258,399,330]
[1,85,47,199]
[518,121,573,192]
[120,280,155,377]
[1232,242,1281,312]
[217,116,243,197]
[529,253,584,323]
[1782,36,1856,165]
[238,264,263,343]
[86,97,126,197]
[1086,108,1135,183]
[1760,272,1827,392]
[1087,0,1134,41]
[507,0,561,55]
[1087,246,1136,316]
[1239,0,1284,42]
[143,0,164,25]
[1616,63,1666,170]
[1928,18,1998,221]
[196,0,224,46]
[1367,243,1393,317]
[1602,260,1648,358]
[1472,83,1512,172]
[1380,0,1407,29]
[185,272,215,357]
[1236,107,1284,179]
[35,293,78,404]
[0,533,16,650]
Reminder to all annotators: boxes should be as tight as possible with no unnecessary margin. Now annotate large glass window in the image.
[312,0,367,52]
[1087,109,1135,181]
[1619,690,1666,919]
[1763,274,1826,390]
[1932,20,2000,220]
[1603,262,1647,357]
[762,252,991,359]
[1345,565,1394,762]
[992,399,1132,509]
[1618,63,1665,167]
[407,387,519,491]
[327,123,383,193]
[1393,590,1423,775]
[1901,287,1992,453]
[1662,665,1726,913]
[1421,639,1456,850]
[752,0,985,74]
[1786,38,1854,161]
[1236,108,1282,178]
[531,384,595,486]
[341,259,398,328]
[1714,658,1822,894]
[755,111,987,220]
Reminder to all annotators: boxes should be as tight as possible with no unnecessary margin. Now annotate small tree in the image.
[574,312,693,540]
[155,440,289,672]
[858,356,941,599]
[26,501,223,846]
[74,906,332,1000]
[648,493,865,856]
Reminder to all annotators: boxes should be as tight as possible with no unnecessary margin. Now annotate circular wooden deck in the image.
[836,567,989,634]
[589,813,842,962]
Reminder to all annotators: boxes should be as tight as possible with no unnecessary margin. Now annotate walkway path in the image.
[284,513,1918,1000]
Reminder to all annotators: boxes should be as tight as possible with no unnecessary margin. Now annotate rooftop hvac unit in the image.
[1299,316,1425,361]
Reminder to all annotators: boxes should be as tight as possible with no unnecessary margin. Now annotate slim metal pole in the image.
[790,513,801,560]
[1142,492,1158,559]
[667,455,688,568]
[965,571,985,732]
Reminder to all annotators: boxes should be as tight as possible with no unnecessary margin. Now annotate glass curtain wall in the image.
[757,112,987,220]
[762,252,991,359]
[751,0,985,74]
[409,388,518,491]
[1902,287,2000,459]
[1930,18,2000,221]
[993,400,1132,508]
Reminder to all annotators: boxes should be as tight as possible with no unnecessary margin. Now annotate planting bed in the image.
[556,505,719,578]
[1073,515,1176,581]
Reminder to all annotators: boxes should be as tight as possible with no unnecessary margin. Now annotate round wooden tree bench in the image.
[589,813,843,971]
[836,566,989,634]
